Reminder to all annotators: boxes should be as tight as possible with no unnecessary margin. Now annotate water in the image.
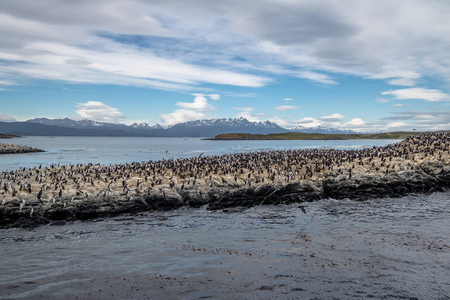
[1,136,448,299]
[0,136,399,172]
[1,192,449,299]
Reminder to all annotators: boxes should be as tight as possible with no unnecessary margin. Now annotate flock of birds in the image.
[0,132,449,214]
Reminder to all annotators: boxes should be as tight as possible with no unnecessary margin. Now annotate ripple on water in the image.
[0,192,450,299]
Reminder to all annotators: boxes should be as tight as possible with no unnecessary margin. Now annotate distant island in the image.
[0,133,44,154]
[0,133,19,139]
[210,131,448,140]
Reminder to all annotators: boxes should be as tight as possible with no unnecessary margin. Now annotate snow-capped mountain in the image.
[287,125,357,134]
[26,118,129,129]
[15,117,287,136]
[170,117,280,129]
[129,122,166,130]
[14,117,362,136]
[165,118,285,136]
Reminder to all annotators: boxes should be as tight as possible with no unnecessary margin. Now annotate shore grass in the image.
[209,131,450,140]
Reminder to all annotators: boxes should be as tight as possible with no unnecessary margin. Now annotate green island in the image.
[210,131,450,140]
[0,133,19,139]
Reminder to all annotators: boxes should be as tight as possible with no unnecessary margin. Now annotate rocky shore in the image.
[0,143,44,154]
[1,132,449,228]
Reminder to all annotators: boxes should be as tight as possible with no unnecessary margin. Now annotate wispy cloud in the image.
[233,107,255,112]
[319,113,345,122]
[375,98,390,103]
[382,88,450,102]
[2,0,450,90]
[296,71,337,85]
[275,105,299,112]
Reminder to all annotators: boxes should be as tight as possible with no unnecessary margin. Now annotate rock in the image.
[0,143,44,154]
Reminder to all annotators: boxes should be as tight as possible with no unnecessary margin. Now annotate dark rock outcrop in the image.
[0,143,44,154]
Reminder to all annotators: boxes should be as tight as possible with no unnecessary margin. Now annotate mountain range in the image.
[0,117,356,137]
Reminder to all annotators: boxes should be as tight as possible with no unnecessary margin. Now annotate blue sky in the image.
[1,0,450,131]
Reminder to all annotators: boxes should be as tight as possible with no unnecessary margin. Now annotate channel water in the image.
[0,137,449,299]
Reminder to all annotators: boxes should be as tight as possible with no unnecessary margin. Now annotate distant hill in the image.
[0,117,384,137]
[0,117,287,137]
[211,131,445,140]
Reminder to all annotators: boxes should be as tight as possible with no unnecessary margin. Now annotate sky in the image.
[1,0,450,132]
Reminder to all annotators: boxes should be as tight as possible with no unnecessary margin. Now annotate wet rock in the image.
[50,220,67,226]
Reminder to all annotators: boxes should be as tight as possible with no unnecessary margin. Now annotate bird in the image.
[19,199,26,211]
[298,205,307,214]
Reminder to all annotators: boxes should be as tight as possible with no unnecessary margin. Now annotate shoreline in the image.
[1,132,449,229]
[0,143,44,154]
[208,131,450,140]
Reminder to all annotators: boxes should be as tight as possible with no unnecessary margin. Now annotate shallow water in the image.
[0,136,399,171]
[1,192,449,299]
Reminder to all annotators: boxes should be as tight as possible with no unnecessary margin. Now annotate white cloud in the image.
[382,88,450,102]
[381,109,450,131]
[296,71,337,85]
[346,118,366,126]
[387,78,416,86]
[386,121,408,128]
[176,94,215,110]
[275,105,299,112]
[0,112,16,122]
[209,94,220,101]
[392,104,407,107]
[236,111,268,122]
[283,98,293,101]
[2,0,450,92]
[291,117,321,128]
[375,98,390,103]
[319,113,345,122]
[75,101,127,123]
[160,93,219,125]
[233,107,254,112]
[1,41,269,91]
[371,70,421,86]
[268,116,291,128]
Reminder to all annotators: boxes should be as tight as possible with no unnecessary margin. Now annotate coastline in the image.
[208,131,448,140]
[0,143,44,154]
[1,132,449,229]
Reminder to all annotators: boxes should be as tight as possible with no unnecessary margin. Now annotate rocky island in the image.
[0,143,44,154]
[1,132,449,228]
[0,133,44,154]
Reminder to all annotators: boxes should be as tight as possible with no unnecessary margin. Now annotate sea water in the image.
[1,136,449,299]
[0,192,449,299]
[0,136,399,172]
